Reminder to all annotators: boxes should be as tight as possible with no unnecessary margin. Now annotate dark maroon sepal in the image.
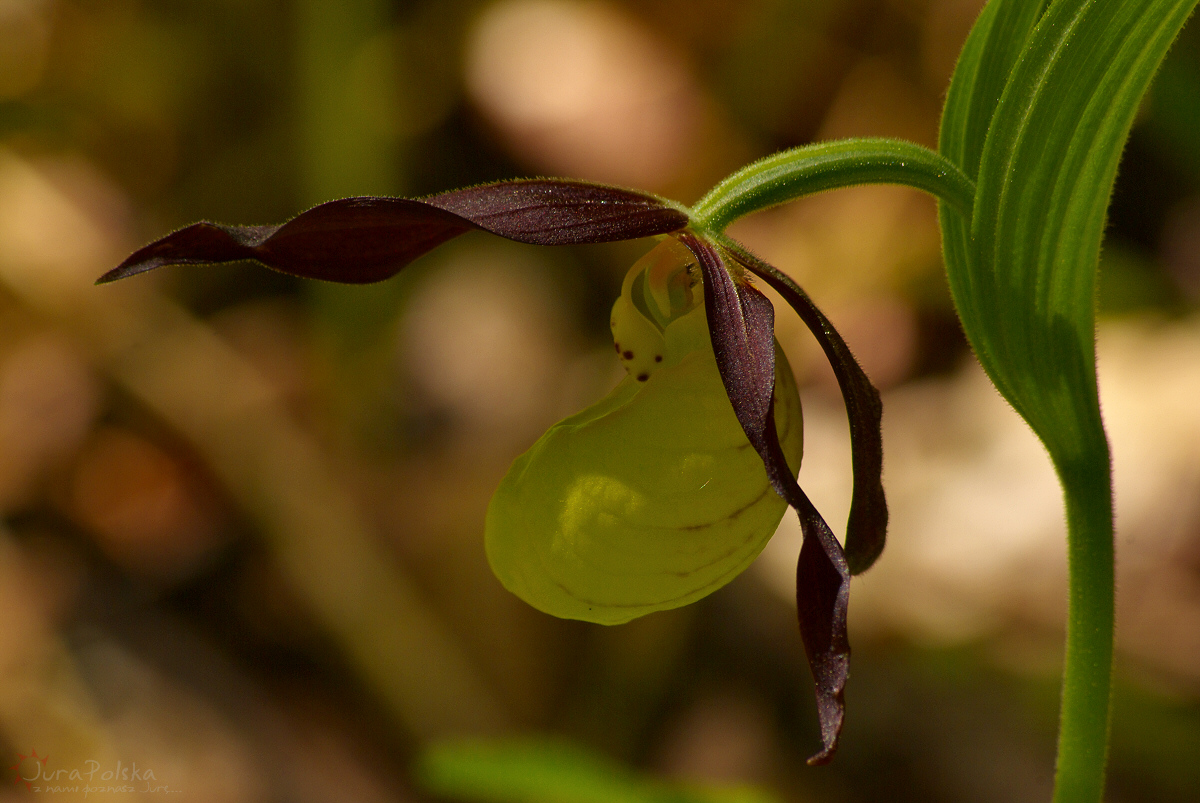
[725,241,887,576]
[427,180,689,245]
[678,232,851,765]
[99,180,688,285]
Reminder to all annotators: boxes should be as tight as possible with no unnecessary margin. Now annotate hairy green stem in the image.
[1052,453,1115,803]
[690,138,975,231]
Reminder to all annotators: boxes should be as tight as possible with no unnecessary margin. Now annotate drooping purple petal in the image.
[794,495,851,765]
[724,240,887,576]
[99,180,689,285]
[677,231,851,765]
[676,232,777,464]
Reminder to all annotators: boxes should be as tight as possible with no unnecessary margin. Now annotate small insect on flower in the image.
[100,177,886,765]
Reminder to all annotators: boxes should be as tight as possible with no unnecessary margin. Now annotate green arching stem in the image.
[1053,451,1115,803]
[689,138,976,232]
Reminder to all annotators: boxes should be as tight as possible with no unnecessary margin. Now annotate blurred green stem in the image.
[289,1,510,736]
[1053,454,1115,803]
[296,0,396,202]
[296,0,413,447]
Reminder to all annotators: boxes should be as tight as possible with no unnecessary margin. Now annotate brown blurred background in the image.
[0,0,1199,800]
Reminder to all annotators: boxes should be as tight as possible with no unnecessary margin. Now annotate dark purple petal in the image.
[99,180,689,285]
[724,240,887,576]
[677,231,851,765]
[676,232,777,463]
[795,495,851,766]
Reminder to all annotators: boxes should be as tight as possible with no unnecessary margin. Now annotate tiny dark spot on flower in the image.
[623,350,634,360]
[614,341,621,352]
[654,355,663,362]
[636,373,649,382]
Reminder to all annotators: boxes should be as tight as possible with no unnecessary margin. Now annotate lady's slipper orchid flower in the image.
[100,178,886,765]
[487,235,805,626]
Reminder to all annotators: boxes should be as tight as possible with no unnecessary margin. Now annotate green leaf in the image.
[940,0,1051,180]
[944,0,1194,464]
[939,0,1198,800]
[415,738,780,803]
[938,0,1049,348]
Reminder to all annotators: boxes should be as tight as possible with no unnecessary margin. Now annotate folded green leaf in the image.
[944,0,1195,456]
[939,0,1198,800]
[940,0,1050,182]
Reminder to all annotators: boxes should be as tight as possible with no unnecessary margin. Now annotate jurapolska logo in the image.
[8,749,179,794]
[8,749,46,791]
